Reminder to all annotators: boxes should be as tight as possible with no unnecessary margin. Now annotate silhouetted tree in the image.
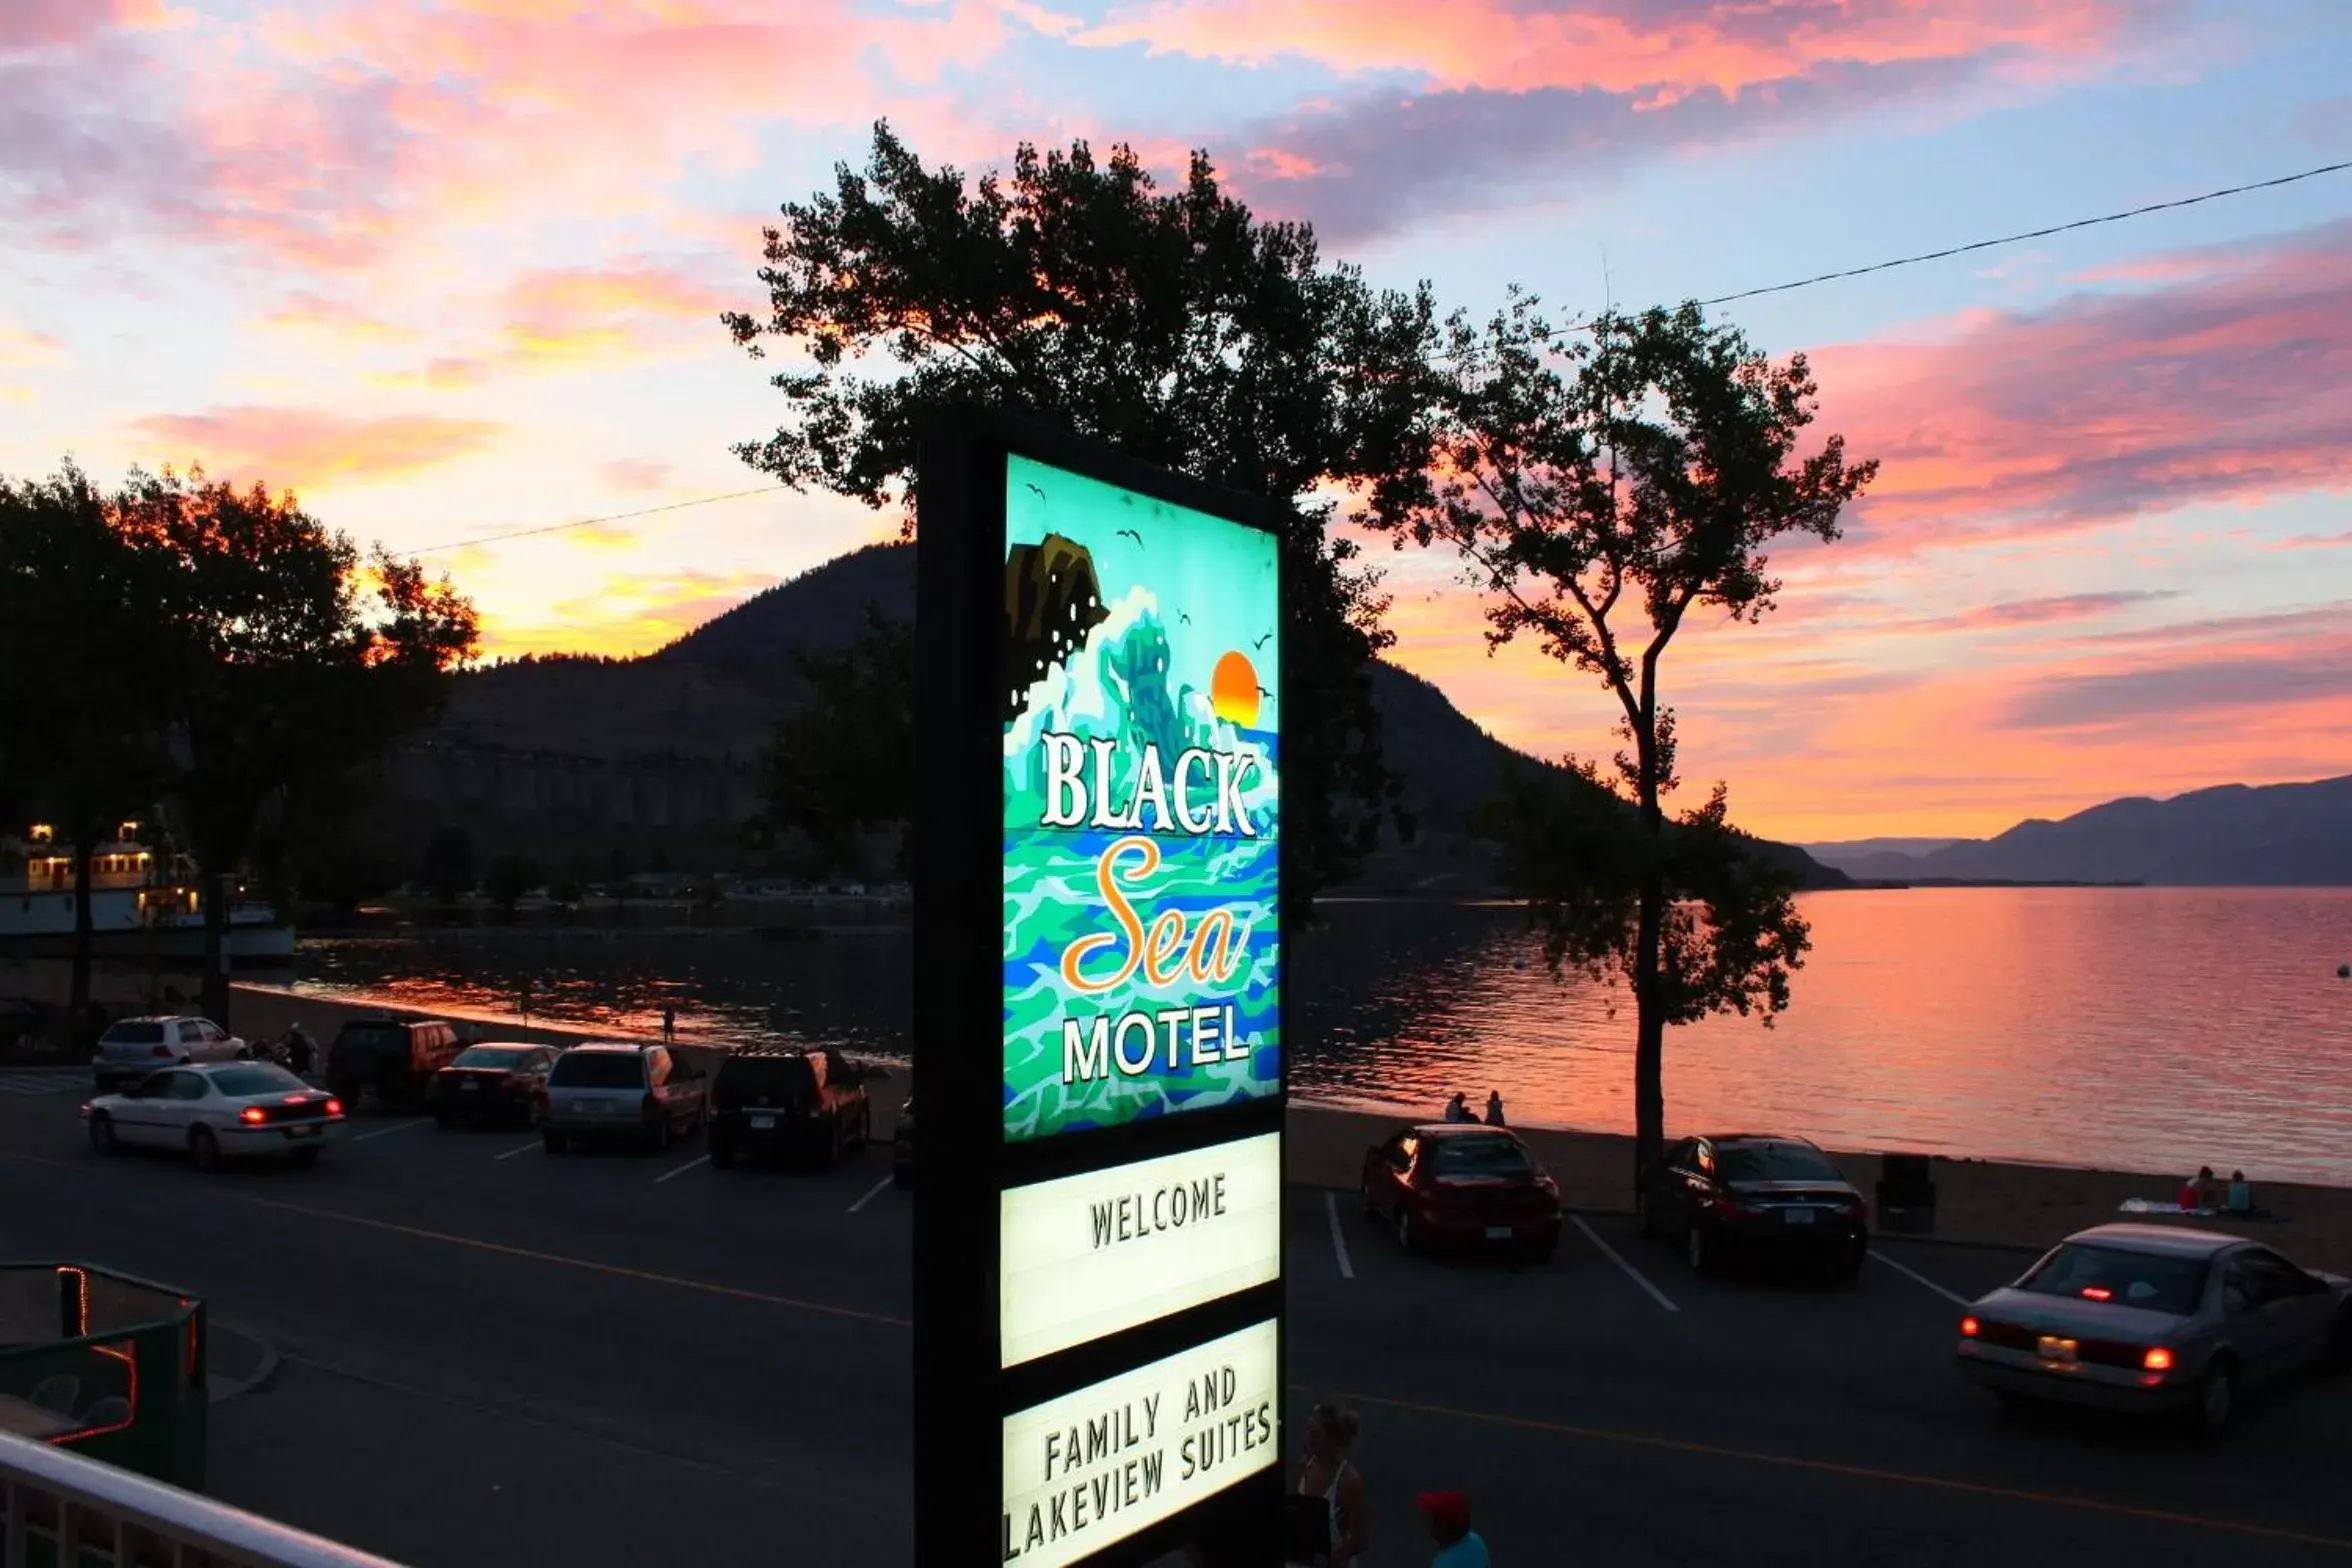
[747,603,913,880]
[114,468,479,1024]
[1371,298,1878,1194]
[485,854,542,914]
[724,123,1442,905]
[0,463,169,1021]
[422,828,476,908]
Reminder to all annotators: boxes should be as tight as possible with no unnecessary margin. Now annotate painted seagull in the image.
[1252,633,1272,649]
[1115,527,1144,547]
[1022,483,1047,501]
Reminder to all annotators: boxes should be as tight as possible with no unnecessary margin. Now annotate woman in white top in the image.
[1291,1403,1370,1567]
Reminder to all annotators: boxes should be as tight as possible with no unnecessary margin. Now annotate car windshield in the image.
[209,1065,305,1097]
[335,1023,407,1050]
[1717,1143,1844,1183]
[718,1056,818,1100]
[453,1047,533,1070]
[1426,1136,1534,1178]
[549,1052,644,1089]
[101,1021,165,1045]
[2018,1244,2209,1315]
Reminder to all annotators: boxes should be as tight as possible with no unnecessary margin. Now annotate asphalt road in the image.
[2,1074,2348,1567]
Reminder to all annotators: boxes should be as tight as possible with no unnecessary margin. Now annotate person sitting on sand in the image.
[2226,1171,2253,1214]
[1444,1092,1475,1124]
[2176,1172,2201,1209]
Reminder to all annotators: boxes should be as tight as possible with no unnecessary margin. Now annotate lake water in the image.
[269,888,2352,1184]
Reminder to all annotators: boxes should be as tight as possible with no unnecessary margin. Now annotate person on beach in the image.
[1484,1090,1505,1127]
[2196,1167,2221,1209]
[662,1005,676,1044]
[1289,1404,1369,1568]
[1444,1092,1474,1123]
[2226,1171,2253,1214]
[1418,1491,1490,1567]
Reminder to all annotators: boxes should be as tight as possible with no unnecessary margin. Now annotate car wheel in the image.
[1395,1207,1416,1254]
[290,1147,320,1169]
[189,1126,222,1173]
[2194,1361,2235,1439]
[88,1113,118,1154]
[1686,1222,1713,1275]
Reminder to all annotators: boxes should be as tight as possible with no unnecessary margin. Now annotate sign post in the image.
[916,414,1287,1568]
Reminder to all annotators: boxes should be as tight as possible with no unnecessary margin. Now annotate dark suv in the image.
[326,1018,463,1110]
[708,1045,871,1169]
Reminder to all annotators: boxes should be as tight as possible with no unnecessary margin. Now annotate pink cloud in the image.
[1808,219,2352,555]
[4,1,1031,270]
[1086,0,2153,97]
[128,405,506,489]
[601,458,674,494]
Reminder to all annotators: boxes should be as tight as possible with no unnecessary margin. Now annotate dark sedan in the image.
[1360,1124,1562,1259]
[426,1044,557,1129]
[1638,1133,1869,1278]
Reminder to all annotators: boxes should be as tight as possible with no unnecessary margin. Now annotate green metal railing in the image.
[0,1266,205,1493]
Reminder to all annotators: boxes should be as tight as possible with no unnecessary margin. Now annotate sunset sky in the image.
[3,0,2348,842]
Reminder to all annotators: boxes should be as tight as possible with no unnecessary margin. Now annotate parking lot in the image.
[3,1076,2349,1566]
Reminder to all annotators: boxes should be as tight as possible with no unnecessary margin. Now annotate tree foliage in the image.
[1369,297,1878,1189]
[747,603,913,880]
[724,122,1441,901]
[114,468,479,1022]
[0,463,169,1020]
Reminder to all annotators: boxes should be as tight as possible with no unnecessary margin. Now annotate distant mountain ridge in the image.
[376,542,1849,892]
[1809,776,2352,886]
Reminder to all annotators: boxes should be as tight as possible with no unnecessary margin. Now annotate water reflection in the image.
[276,888,2352,1183]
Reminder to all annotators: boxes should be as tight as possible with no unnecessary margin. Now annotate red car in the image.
[1361,1124,1562,1259]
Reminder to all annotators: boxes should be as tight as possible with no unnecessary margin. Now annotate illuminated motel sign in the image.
[915,415,1285,1567]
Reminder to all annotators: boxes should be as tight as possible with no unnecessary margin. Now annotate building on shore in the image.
[0,821,292,966]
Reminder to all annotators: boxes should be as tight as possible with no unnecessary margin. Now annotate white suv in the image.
[91,1016,251,1092]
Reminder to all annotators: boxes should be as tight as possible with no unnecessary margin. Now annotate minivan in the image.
[325,1018,463,1110]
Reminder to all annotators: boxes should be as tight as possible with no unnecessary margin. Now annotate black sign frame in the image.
[915,410,1290,1568]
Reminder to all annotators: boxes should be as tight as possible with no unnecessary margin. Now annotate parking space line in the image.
[351,1118,429,1144]
[1323,1192,1355,1281]
[1316,1386,2352,1553]
[848,1175,893,1213]
[493,1138,541,1161]
[654,1154,710,1185]
[1571,1214,1679,1313]
[1869,1248,1972,1307]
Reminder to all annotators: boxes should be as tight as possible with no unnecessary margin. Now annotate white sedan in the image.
[82,1062,346,1170]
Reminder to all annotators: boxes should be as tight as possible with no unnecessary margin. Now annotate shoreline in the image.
[6,971,2346,1272]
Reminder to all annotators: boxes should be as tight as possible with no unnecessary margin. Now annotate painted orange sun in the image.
[1210,650,1260,728]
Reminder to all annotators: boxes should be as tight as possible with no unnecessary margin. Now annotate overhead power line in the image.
[410,484,788,556]
[405,161,2350,558]
[1698,159,2352,307]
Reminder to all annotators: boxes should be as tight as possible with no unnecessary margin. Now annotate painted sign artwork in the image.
[1001,454,1280,1143]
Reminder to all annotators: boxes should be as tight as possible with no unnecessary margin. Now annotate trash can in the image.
[1876,1152,1936,1235]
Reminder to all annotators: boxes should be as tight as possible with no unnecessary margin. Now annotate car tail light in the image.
[1959,1316,1980,1338]
[2080,1286,2113,1302]
[239,1107,266,1125]
[324,1098,344,1117]
[152,1046,173,1058]
[2143,1347,2174,1371]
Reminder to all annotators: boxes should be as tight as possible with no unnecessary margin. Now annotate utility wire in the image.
[1697,159,2352,307]
[409,484,788,556]
[407,161,2351,556]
